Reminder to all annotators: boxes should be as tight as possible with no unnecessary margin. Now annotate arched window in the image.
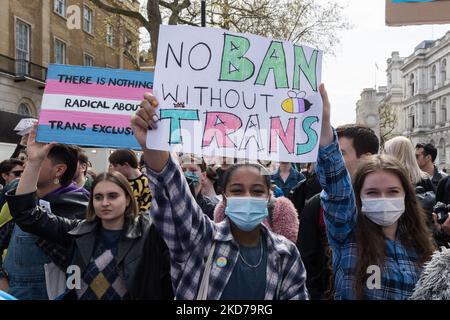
[431,65,437,89]
[442,59,447,84]
[18,103,31,116]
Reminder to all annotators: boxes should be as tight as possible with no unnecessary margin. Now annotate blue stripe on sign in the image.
[391,0,434,3]
[36,125,142,150]
[46,64,154,83]
[0,290,17,300]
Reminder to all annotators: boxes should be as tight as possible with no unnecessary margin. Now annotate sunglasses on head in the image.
[11,170,23,177]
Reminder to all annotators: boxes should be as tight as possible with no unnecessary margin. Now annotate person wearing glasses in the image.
[0,159,24,208]
[0,158,25,293]
[0,159,24,188]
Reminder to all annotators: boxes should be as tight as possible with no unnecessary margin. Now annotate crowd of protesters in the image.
[1,85,450,300]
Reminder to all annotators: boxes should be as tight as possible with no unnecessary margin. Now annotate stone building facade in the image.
[356,31,450,169]
[401,33,450,168]
[0,0,141,118]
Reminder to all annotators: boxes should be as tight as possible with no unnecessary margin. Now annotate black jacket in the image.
[7,191,173,300]
[195,193,216,220]
[416,177,435,193]
[0,185,89,276]
[296,193,331,300]
[289,172,322,216]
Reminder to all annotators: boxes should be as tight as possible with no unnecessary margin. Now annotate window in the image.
[442,59,447,84]
[409,107,415,129]
[443,98,448,123]
[431,65,437,89]
[54,39,66,64]
[409,74,415,96]
[84,53,94,66]
[440,138,446,164]
[124,35,132,52]
[422,105,427,125]
[83,6,93,34]
[54,0,65,16]
[18,103,31,116]
[432,101,437,125]
[15,19,30,75]
[106,24,114,47]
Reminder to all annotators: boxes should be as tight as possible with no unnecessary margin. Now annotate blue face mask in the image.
[184,171,200,186]
[224,196,269,232]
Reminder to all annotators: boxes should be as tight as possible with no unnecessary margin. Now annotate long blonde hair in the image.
[384,136,429,184]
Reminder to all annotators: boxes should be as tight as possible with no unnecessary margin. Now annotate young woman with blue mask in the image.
[131,93,308,300]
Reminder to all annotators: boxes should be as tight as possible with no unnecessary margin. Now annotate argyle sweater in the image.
[77,231,128,300]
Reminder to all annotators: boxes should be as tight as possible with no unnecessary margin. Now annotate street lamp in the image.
[201,0,206,27]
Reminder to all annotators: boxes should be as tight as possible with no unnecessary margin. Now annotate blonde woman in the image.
[384,136,434,192]
[384,136,437,234]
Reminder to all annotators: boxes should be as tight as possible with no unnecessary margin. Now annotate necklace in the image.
[238,240,264,268]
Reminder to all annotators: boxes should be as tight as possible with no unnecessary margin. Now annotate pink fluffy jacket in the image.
[213,197,299,243]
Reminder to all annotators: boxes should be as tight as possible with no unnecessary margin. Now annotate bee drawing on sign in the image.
[281,90,312,114]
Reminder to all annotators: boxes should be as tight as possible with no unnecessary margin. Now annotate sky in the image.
[139,0,450,126]
[322,0,450,126]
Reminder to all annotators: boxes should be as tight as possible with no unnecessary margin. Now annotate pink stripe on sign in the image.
[39,110,132,128]
[44,80,152,100]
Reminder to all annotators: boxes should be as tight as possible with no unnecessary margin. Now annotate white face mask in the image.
[361,197,405,227]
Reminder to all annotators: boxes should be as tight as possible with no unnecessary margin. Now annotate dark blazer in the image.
[296,193,332,300]
[7,191,173,300]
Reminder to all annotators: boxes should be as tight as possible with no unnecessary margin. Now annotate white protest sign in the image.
[148,25,323,162]
[14,118,38,136]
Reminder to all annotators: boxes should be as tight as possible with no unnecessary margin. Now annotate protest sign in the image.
[37,64,153,149]
[14,118,38,136]
[148,25,323,162]
[386,0,450,26]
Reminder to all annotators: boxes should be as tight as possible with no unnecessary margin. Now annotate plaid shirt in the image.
[146,155,308,300]
[316,132,422,300]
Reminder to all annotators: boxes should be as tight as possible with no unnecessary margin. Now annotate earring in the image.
[53,177,60,185]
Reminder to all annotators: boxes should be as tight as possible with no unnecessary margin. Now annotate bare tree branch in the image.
[379,103,398,146]
[89,0,151,32]
[91,0,350,65]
